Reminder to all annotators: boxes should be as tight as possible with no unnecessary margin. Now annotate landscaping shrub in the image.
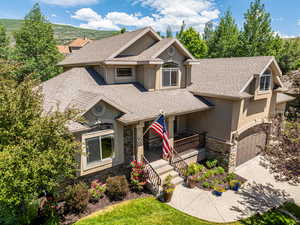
[106,176,129,201]
[64,182,89,213]
[186,163,204,176]
[225,173,236,182]
[202,182,210,188]
[89,180,106,203]
[206,159,218,169]
[130,160,147,192]
[215,166,225,175]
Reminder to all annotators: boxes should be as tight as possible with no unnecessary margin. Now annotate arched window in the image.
[162,62,179,87]
[259,69,272,91]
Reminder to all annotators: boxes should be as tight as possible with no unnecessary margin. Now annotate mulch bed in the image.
[61,190,152,225]
[195,173,247,192]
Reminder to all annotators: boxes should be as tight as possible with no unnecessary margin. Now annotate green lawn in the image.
[75,197,299,225]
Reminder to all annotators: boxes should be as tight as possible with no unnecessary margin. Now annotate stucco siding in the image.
[119,33,157,56]
[187,97,234,141]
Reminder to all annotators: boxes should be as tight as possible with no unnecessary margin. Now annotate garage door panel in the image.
[236,129,266,167]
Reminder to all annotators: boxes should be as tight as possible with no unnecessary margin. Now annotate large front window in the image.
[259,70,272,91]
[86,134,114,165]
[162,62,179,87]
[116,68,133,77]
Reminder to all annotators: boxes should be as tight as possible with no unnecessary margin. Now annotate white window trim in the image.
[114,66,135,80]
[259,70,272,93]
[160,62,181,89]
[81,129,115,171]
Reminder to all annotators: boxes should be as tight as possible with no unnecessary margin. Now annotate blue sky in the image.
[0,0,299,37]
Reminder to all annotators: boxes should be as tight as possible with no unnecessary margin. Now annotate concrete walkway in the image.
[168,156,300,223]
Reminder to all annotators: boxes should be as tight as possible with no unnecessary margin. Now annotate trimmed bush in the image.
[106,176,129,201]
[206,159,218,169]
[64,182,89,213]
[89,180,106,203]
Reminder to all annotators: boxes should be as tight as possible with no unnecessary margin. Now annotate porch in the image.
[143,129,206,162]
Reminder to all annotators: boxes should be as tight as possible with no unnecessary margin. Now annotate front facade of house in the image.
[42,27,289,182]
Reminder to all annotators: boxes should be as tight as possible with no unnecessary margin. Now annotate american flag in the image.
[149,114,172,157]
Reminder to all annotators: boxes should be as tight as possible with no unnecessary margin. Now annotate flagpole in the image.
[136,110,165,147]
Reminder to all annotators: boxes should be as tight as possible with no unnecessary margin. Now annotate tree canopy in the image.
[178,27,207,58]
[238,0,282,57]
[207,10,240,58]
[0,78,80,224]
[13,3,63,82]
[0,23,9,59]
[277,39,300,74]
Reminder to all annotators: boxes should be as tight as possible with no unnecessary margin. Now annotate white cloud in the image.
[40,0,98,6]
[71,0,219,32]
[298,19,300,25]
[275,31,296,39]
[51,14,57,17]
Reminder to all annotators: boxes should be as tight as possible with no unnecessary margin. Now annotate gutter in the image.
[190,91,252,100]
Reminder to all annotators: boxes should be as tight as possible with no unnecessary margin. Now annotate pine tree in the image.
[203,21,214,42]
[176,21,186,40]
[239,0,281,57]
[207,10,240,58]
[166,25,173,38]
[178,27,208,58]
[0,23,9,59]
[14,3,63,82]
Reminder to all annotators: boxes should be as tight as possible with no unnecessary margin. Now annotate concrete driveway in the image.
[168,156,300,223]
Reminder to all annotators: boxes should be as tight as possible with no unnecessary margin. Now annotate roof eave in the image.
[190,91,252,100]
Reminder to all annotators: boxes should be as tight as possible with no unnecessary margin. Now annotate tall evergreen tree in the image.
[203,21,214,42]
[176,21,186,40]
[14,3,63,82]
[238,0,281,57]
[207,10,240,58]
[0,23,9,59]
[178,27,208,58]
[166,25,173,38]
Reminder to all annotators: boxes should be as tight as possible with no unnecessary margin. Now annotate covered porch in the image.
[134,113,207,163]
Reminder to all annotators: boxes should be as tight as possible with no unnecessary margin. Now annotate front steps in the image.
[150,159,184,188]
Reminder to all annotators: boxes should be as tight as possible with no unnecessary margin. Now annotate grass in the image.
[74,197,300,225]
[0,18,118,44]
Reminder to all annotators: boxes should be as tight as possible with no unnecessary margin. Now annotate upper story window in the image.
[162,62,179,87]
[85,131,114,166]
[259,69,272,91]
[116,68,133,77]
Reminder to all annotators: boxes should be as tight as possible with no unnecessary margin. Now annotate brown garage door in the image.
[236,128,267,166]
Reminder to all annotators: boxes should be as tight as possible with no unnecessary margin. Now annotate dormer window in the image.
[116,68,133,77]
[259,69,272,91]
[162,62,179,87]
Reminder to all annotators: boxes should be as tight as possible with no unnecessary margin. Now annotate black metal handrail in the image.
[142,156,161,194]
[170,148,188,178]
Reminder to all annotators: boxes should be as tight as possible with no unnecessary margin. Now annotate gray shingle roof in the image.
[276,93,295,104]
[58,27,152,66]
[189,56,275,98]
[41,67,211,125]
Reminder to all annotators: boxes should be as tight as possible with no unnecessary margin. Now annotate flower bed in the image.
[185,160,247,194]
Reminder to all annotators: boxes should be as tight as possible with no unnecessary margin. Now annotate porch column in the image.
[167,116,175,147]
[135,121,145,162]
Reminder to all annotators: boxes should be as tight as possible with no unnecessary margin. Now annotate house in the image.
[57,38,91,55]
[41,27,293,188]
[68,37,91,52]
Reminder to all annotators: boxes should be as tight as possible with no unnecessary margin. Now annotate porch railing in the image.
[142,156,161,194]
[170,148,188,178]
[174,131,206,153]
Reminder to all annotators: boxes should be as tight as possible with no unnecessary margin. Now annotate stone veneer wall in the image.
[79,125,135,183]
[205,136,237,172]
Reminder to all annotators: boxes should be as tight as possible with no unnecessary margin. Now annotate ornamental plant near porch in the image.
[130,160,148,192]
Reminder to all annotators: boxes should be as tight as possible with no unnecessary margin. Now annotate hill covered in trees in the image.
[0,18,118,44]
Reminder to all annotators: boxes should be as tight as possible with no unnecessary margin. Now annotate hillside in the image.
[0,18,118,44]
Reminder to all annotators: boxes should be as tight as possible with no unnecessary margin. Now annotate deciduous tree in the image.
[277,39,300,74]
[0,78,80,224]
[203,21,214,42]
[14,3,63,82]
[178,27,208,58]
[0,23,9,59]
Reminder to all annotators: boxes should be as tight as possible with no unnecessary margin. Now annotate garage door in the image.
[236,128,267,166]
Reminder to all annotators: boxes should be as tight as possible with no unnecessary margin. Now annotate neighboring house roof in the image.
[189,56,278,99]
[69,38,91,48]
[41,67,211,125]
[57,45,70,54]
[276,93,296,104]
[58,27,161,66]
